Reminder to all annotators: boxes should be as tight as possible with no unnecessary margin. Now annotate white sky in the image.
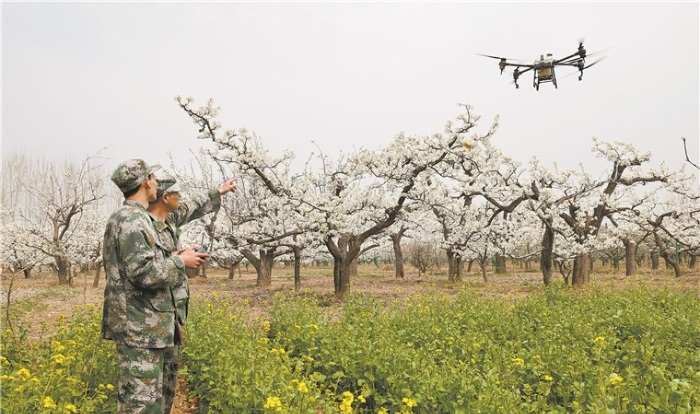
[2,2,699,179]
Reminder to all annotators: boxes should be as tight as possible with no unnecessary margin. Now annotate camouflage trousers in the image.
[162,344,181,414]
[116,344,169,414]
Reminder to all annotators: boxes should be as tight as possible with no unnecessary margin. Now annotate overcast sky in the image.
[2,2,698,179]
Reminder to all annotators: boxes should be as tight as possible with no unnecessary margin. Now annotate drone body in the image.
[478,42,605,90]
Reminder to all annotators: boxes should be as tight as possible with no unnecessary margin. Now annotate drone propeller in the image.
[476,53,506,60]
[582,56,606,70]
[586,48,611,58]
[561,56,607,80]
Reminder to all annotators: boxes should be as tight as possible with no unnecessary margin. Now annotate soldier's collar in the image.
[123,200,147,210]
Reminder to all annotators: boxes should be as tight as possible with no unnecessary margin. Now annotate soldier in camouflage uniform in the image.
[148,173,237,414]
[102,159,208,414]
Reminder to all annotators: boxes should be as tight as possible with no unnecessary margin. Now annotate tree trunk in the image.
[55,255,71,285]
[540,222,554,286]
[255,250,275,287]
[555,260,571,285]
[447,251,458,282]
[571,254,591,287]
[651,251,660,270]
[326,235,365,298]
[92,261,102,288]
[200,261,208,278]
[654,233,682,277]
[391,233,405,279]
[478,258,489,283]
[293,246,302,291]
[494,255,507,275]
[228,265,235,279]
[689,255,697,269]
[623,239,637,276]
[332,256,353,298]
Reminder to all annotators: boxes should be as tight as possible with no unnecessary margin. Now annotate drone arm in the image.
[555,61,582,67]
[554,53,579,64]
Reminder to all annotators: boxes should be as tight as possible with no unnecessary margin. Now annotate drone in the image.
[478,42,605,90]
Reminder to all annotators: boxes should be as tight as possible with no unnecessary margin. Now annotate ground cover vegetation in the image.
[1,266,698,413]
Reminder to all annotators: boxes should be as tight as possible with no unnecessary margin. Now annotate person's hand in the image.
[219,178,237,195]
[177,247,209,268]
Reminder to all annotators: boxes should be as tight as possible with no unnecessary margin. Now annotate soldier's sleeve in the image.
[119,215,184,289]
[171,189,222,227]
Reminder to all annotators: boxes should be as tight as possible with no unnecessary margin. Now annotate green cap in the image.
[111,159,161,193]
[156,173,185,198]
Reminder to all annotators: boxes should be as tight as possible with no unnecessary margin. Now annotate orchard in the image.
[2,99,699,413]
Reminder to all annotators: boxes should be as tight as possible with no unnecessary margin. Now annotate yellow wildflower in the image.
[264,396,283,412]
[297,381,309,393]
[52,354,66,365]
[543,375,553,382]
[609,374,624,386]
[511,358,525,367]
[594,336,605,347]
[339,391,354,413]
[51,341,66,353]
[64,403,78,413]
[402,397,417,408]
[17,368,31,380]
[43,396,58,409]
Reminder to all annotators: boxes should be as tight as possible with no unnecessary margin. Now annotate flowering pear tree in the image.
[618,189,700,277]
[525,139,679,286]
[412,118,529,281]
[176,97,314,287]
[1,154,107,285]
[303,105,494,296]
[177,97,494,296]
[0,209,49,278]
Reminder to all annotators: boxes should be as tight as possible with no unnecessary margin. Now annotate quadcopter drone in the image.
[478,42,605,90]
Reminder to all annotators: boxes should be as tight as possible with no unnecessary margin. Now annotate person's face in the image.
[145,173,158,202]
[162,191,181,210]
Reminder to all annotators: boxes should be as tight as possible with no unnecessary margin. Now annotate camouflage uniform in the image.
[154,175,222,414]
[102,160,185,414]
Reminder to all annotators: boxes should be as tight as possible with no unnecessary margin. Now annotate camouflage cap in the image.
[156,173,185,197]
[111,159,161,193]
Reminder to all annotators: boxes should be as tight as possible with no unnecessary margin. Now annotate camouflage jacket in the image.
[101,200,185,348]
[156,190,221,326]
